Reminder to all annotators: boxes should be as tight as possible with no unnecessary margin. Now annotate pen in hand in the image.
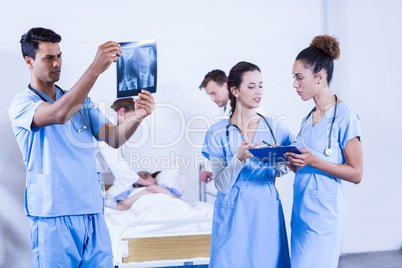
[262,140,282,148]
[262,140,273,147]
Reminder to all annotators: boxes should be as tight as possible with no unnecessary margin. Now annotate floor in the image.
[159,250,402,268]
[338,250,402,268]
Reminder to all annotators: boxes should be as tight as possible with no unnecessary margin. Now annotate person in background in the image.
[111,171,182,211]
[199,70,230,184]
[199,69,231,117]
[96,99,183,211]
[285,35,363,268]
[8,27,155,268]
[202,61,292,267]
[96,98,148,206]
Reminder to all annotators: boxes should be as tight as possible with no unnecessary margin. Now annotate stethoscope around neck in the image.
[226,113,277,154]
[292,95,338,156]
[28,84,88,132]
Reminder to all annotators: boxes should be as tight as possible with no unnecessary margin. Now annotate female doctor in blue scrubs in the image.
[202,61,292,267]
[285,35,363,268]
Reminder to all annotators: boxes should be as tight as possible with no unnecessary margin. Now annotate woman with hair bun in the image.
[202,61,292,267]
[285,35,363,267]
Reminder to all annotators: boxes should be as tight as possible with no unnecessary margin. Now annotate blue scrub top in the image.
[202,116,293,268]
[291,102,361,267]
[9,87,109,217]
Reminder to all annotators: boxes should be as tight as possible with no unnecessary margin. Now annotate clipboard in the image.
[249,146,302,164]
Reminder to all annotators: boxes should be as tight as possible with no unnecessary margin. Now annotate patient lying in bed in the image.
[106,171,183,211]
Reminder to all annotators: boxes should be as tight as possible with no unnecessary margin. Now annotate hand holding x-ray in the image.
[133,90,155,120]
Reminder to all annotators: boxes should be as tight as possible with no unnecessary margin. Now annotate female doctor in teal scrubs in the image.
[285,35,363,268]
[202,61,292,267]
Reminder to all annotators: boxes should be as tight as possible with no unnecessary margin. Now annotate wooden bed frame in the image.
[110,213,212,267]
[122,234,211,263]
[103,171,212,267]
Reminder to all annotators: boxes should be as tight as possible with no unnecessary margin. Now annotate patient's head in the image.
[134,171,157,187]
[111,98,135,125]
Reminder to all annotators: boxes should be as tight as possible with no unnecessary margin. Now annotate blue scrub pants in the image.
[30,213,113,268]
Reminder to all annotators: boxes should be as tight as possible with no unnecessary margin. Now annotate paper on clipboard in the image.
[249,146,302,164]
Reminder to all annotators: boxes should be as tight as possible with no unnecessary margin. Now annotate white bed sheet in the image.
[104,188,213,265]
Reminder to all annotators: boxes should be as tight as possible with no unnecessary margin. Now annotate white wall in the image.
[338,0,402,253]
[0,0,401,266]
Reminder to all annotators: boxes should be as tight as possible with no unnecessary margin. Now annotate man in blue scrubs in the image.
[8,27,155,267]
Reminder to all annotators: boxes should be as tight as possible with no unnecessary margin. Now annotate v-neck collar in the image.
[228,116,263,142]
[28,84,63,103]
[251,117,264,143]
[312,104,336,127]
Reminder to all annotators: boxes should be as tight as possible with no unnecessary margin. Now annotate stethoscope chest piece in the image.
[293,95,338,158]
[324,147,333,156]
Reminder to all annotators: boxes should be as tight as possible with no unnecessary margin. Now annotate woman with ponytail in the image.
[285,35,363,267]
[202,61,293,267]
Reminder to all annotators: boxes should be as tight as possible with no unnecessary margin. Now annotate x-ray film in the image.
[117,40,157,98]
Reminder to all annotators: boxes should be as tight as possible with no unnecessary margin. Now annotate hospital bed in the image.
[108,217,212,267]
[198,164,217,203]
[103,170,213,268]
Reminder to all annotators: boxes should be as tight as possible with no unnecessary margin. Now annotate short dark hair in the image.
[138,170,160,179]
[110,98,135,112]
[20,27,61,60]
[199,69,227,89]
[133,171,160,187]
